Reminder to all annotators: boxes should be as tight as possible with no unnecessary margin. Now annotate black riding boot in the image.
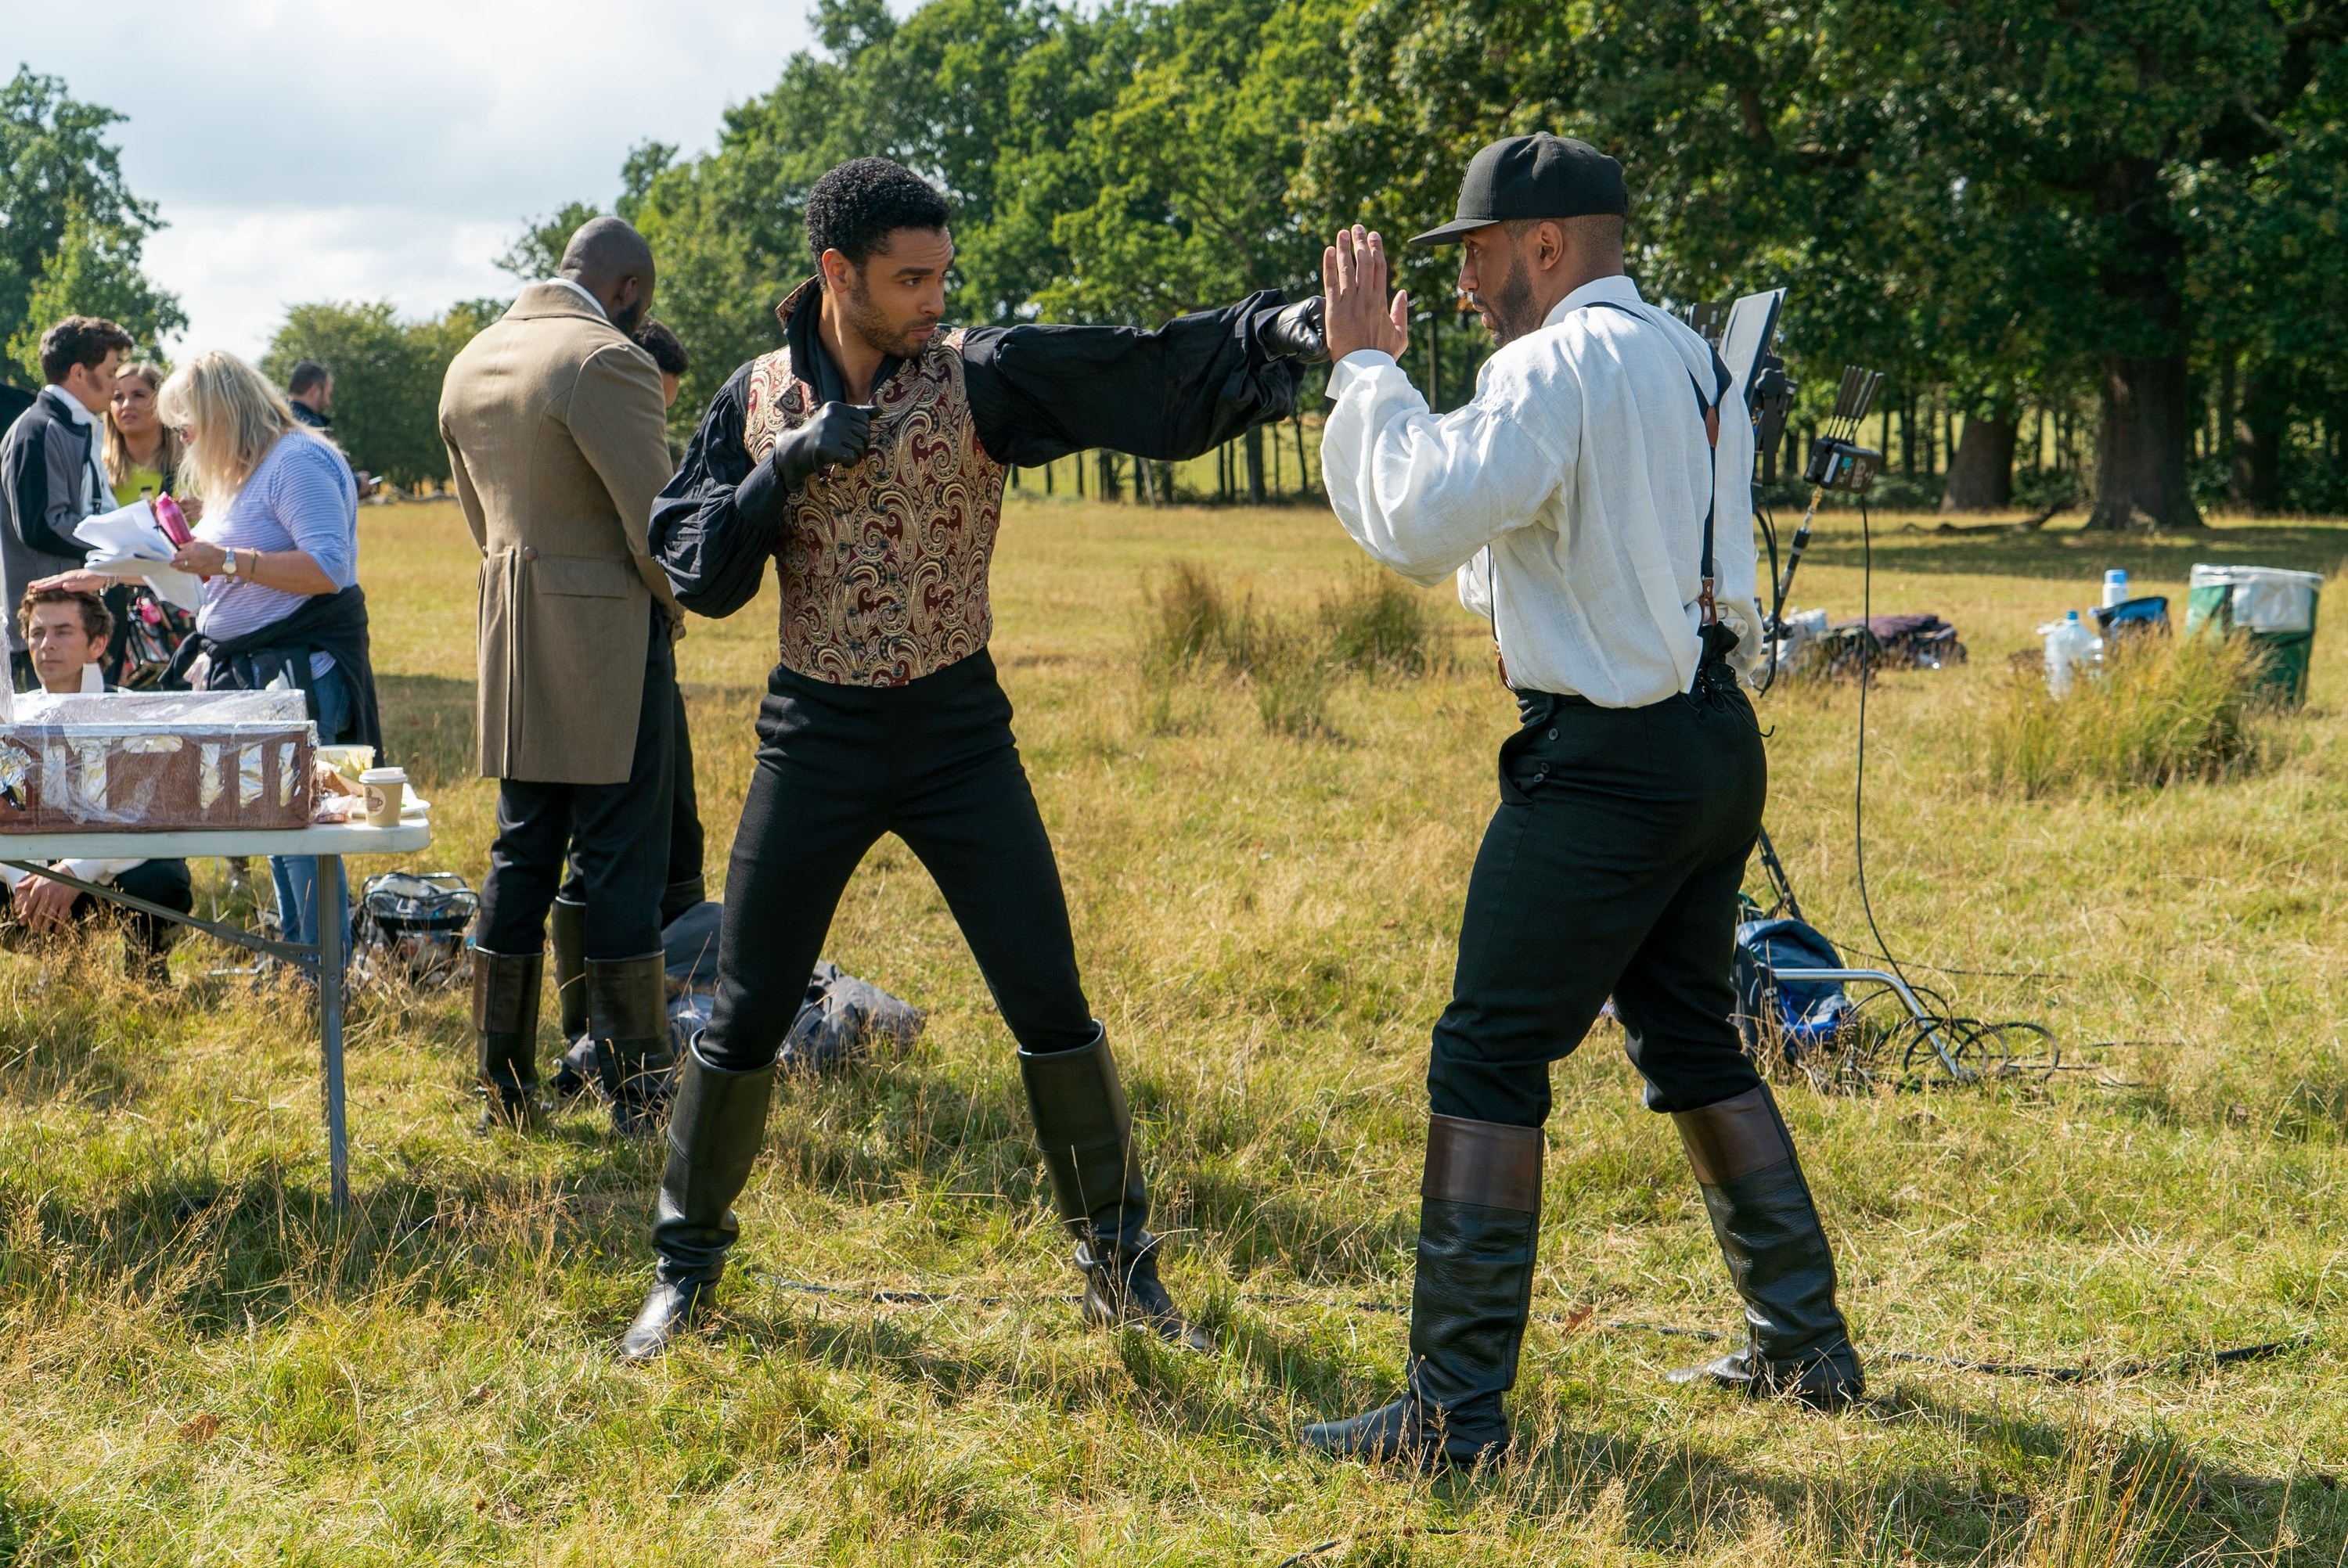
[470,947,544,1132]
[1302,1115,1541,1471]
[1666,1084,1864,1406]
[620,1038,776,1361]
[589,951,674,1136]
[547,899,596,1099]
[1017,1027,1209,1352]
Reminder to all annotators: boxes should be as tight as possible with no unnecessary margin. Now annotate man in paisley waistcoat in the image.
[625,156,1327,1361]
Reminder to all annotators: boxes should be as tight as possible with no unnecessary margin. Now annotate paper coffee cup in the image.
[360,767,406,828]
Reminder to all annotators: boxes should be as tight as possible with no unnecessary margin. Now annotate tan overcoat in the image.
[440,283,682,785]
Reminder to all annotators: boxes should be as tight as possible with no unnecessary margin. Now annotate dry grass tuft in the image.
[1985,631,2275,796]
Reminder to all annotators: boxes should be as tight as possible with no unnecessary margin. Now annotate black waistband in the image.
[771,646,999,707]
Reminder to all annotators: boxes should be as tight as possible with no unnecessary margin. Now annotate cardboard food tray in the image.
[0,691,315,833]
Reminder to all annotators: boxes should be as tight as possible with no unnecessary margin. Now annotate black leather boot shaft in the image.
[1304,1115,1542,1471]
[589,951,674,1132]
[1019,1027,1207,1350]
[1407,1116,1543,1415]
[470,947,543,1117]
[1017,1026,1147,1252]
[621,1040,776,1361]
[1670,1084,1863,1404]
[650,1041,776,1286]
[549,898,588,1041]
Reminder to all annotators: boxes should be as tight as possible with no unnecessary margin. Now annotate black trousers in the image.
[477,612,676,962]
[1428,679,1768,1130]
[560,680,704,928]
[700,649,1094,1073]
[0,857,193,955]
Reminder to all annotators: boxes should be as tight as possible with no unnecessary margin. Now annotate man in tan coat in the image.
[441,217,684,1134]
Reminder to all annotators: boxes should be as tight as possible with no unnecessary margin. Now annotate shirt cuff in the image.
[59,858,140,884]
[1327,350,1399,399]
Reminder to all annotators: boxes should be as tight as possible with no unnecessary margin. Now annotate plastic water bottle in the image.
[2103,569,2129,609]
[2040,610,2103,696]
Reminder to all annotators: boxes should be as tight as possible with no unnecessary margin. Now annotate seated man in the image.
[2,587,195,976]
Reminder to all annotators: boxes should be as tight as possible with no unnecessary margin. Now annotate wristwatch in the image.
[222,548,240,577]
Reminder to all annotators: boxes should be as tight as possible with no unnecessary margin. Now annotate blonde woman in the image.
[102,362,194,512]
[40,349,384,951]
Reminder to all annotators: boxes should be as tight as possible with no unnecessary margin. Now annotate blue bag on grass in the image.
[1732,916,1849,1058]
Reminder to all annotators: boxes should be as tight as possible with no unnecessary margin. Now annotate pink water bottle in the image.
[153,492,193,547]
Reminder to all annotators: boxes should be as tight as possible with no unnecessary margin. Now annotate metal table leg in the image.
[319,854,350,1210]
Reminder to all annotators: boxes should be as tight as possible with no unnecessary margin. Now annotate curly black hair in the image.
[805,157,951,268]
[632,319,689,376]
[38,316,134,385]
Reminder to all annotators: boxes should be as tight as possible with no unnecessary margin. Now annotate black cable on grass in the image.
[1852,497,1909,991]
[758,1276,2305,1383]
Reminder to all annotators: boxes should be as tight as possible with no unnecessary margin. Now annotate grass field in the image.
[5,494,2348,1564]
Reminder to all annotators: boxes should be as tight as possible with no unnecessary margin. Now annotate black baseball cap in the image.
[1409,133,1626,246]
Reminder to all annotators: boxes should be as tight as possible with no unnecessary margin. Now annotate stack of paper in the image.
[73,501,204,612]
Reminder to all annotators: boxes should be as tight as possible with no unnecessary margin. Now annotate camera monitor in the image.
[1716,288,1785,413]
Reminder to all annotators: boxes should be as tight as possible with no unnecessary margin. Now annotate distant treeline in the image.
[14,2,2348,520]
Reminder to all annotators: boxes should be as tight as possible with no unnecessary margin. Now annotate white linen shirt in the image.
[1321,275,1761,707]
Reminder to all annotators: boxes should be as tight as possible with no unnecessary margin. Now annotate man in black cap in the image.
[1300,133,1864,1470]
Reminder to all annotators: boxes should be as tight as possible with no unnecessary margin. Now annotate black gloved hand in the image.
[773,401,876,491]
[1262,297,1329,363]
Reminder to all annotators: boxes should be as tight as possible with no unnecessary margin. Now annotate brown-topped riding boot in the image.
[620,1038,776,1361]
[1018,1026,1210,1352]
[589,951,675,1137]
[1301,1115,1542,1471]
[1666,1084,1864,1406]
[471,946,545,1132]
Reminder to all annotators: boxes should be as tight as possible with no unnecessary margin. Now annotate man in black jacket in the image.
[1,317,131,691]
[624,156,1327,1363]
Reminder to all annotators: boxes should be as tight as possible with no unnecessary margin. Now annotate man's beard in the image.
[840,273,933,359]
[610,297,647,336]
[1472,254,1542,347]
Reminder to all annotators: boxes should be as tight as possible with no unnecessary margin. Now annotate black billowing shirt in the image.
[650,283,1305,644]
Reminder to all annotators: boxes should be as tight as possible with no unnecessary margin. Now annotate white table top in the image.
[0,818,432,861]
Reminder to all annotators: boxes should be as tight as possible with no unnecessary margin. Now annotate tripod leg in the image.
[1755,823,1802,922]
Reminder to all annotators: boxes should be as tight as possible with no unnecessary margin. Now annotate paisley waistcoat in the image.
[740,306,1008,687]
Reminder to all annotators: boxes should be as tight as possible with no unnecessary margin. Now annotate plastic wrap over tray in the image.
[0,690,315,832]
[14,690,311,726]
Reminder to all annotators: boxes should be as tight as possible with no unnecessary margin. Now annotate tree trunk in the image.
[2088,354,2202,528]
[1244,425,1266,505]
[1939,413,2018,511]
[2085,155,2202,530]
[2232,365,2285,512]
[1096,449,1121,501]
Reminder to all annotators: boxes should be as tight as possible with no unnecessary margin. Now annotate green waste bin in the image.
[2184,564,2323,706]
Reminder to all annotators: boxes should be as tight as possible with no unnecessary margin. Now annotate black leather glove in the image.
[773,401,876,491]
[1262,297,1329,363]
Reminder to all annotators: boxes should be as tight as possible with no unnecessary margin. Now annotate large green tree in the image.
[1302,0,2348,528]
[0,67,182,383]
[264,299,506,489]
[620,0,1086,415]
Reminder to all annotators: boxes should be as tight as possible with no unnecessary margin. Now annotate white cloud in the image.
[8,0,828,358]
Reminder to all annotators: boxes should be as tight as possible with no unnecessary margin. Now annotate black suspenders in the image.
[1578,300,1737,652]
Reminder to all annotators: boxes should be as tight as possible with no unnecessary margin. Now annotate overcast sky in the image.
[9,2,830,361]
